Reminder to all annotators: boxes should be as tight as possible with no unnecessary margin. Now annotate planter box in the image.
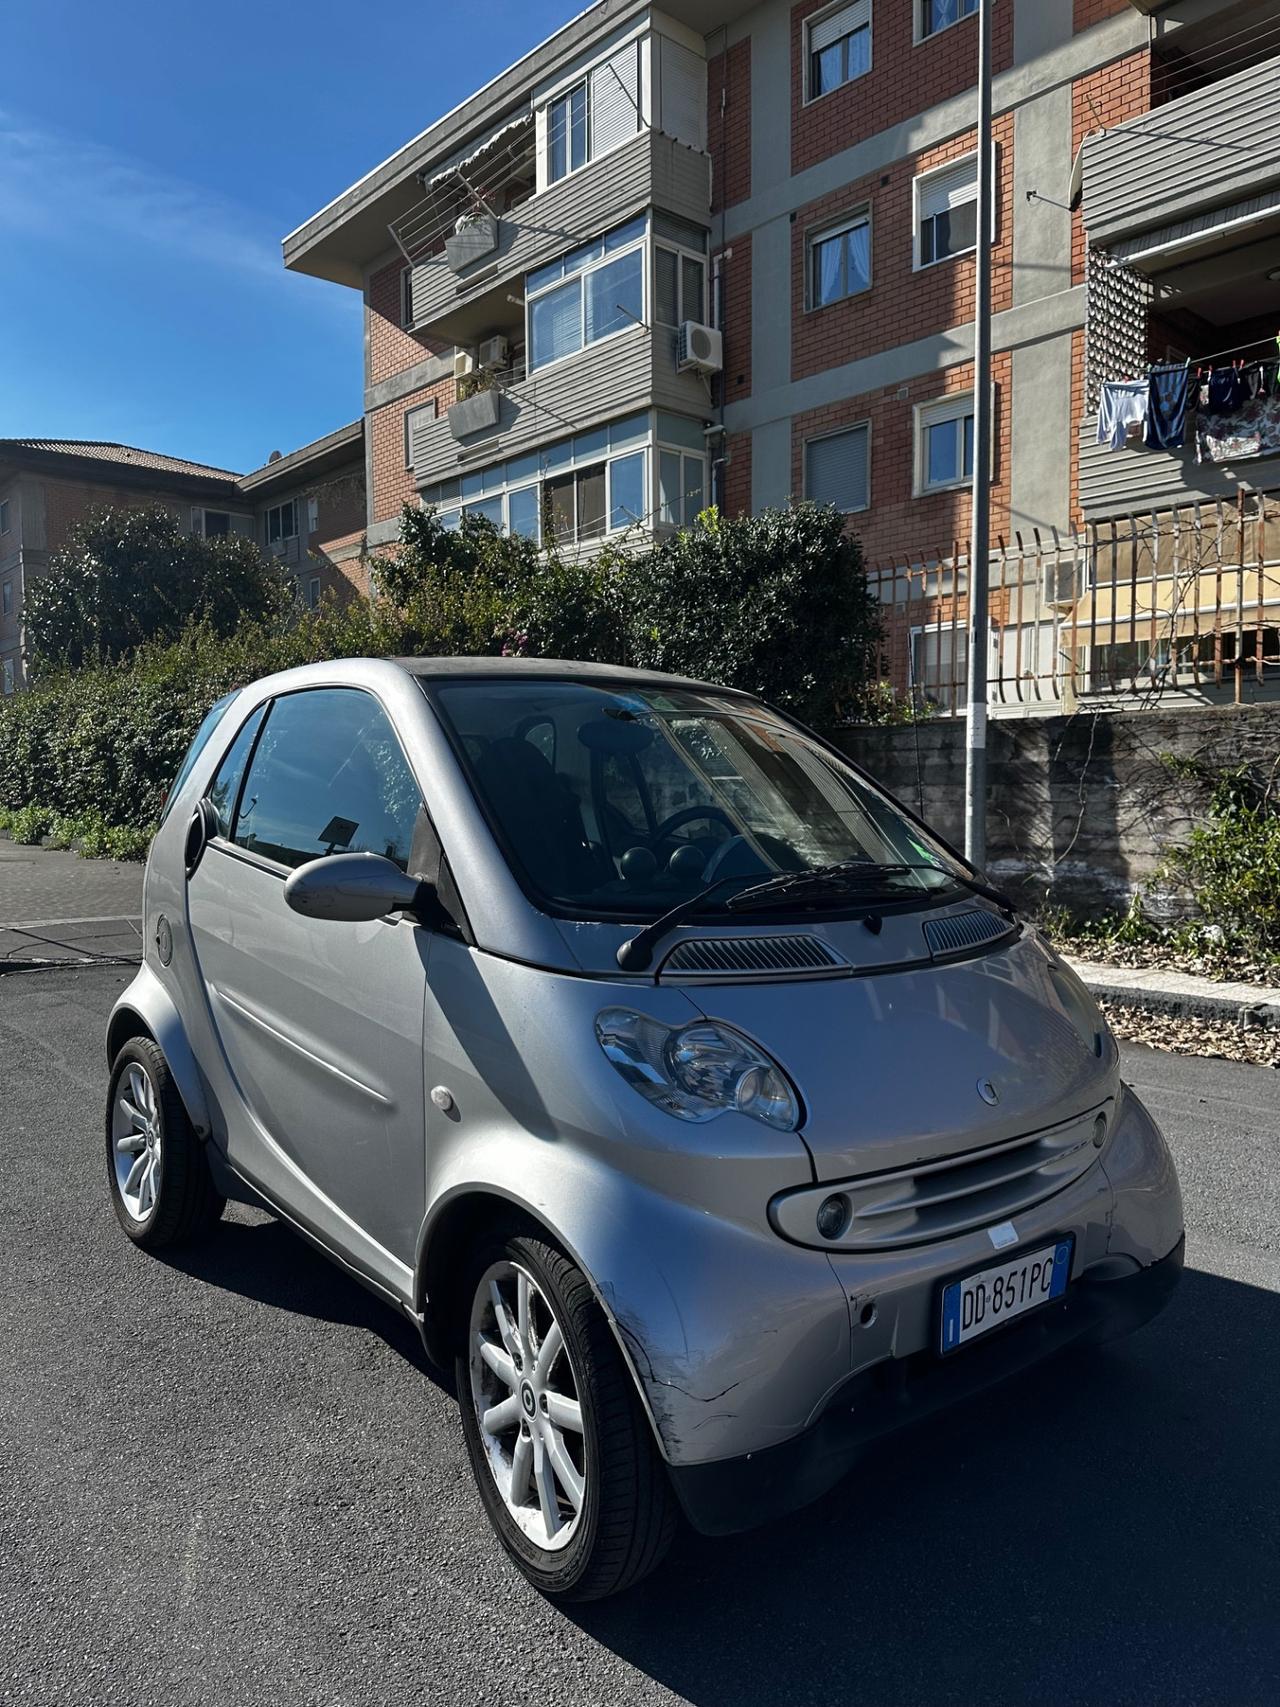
[444,214,499,272]
[447,388,501,439]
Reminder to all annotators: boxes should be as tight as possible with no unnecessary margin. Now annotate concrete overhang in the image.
[237,421,364,497]
[281,0,750,288]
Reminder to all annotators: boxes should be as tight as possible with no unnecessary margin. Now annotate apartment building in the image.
[282,0,1280,710]
[0,425,367,691]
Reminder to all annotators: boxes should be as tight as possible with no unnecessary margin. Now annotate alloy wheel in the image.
[468,1260,587,1551]
[111,1062,163,1222]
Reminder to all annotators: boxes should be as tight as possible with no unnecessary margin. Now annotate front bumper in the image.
[669,1231,1184,1536]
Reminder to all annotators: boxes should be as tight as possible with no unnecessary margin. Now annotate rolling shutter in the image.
[590,40,640,159]
[806,426,869,512]
[918,157,978,224]
[809,0,869,55]
[659,35,706,151]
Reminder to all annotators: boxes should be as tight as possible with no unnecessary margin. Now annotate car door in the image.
[185,686,430,1271]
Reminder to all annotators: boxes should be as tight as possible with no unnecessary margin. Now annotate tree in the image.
[24,505,294,674]
[624,504,882,726]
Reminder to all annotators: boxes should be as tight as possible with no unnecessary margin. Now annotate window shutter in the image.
[590,40,640,159]
[806,426,868,512]
[809,0,869,55]
[659,35,706,152]
[919,157,978,222]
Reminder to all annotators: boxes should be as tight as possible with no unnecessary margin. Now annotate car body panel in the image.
[108,655,1184,1504]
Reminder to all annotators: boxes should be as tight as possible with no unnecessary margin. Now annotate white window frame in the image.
[653,237,708,329]
[546,75,590,186]
[912,148,997,272]
[525,218,647,376]
[804,0,872,105]
[308,576,321,609]
[915,0,978,45]
[909,621,972,712]
[404,400,438,470]
[400,266,414,329]
[655,444,709,530]
[266,500,298,545]
[541,35,642,189]
[913,389,996,495]
[803,421,871,515]
[806,209,872,311]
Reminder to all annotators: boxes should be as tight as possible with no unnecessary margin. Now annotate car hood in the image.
[683,930,1117,1181]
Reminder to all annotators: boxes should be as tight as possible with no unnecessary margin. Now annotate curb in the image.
[1068,959,1280,1032]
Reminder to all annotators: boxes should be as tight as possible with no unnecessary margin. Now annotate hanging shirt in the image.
[1206,366,1248,415]
[1146,366,1191,451]
[1097,380,1148,450]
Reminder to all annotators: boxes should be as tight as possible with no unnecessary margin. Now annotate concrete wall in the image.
[834,703,1280,917]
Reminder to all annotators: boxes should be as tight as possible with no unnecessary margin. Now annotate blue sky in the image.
[0,0,572,474]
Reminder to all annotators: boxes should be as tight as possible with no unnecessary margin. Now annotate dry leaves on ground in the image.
[1102,1000,1280,1069]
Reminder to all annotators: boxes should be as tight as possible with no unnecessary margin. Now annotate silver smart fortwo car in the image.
[105,658,1184,1599]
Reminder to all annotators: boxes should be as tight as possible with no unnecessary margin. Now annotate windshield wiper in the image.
[726,861,1017,917]
[615,875,751,972]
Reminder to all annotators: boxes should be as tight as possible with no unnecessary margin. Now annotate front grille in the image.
[923,908,1013,960]
[828,1106,1107,1250]
[660,935,848,978]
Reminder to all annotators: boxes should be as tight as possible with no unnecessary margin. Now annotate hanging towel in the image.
[1097,380,1148,450]
[1206,366,1248,415]
[1146,365,1191,451]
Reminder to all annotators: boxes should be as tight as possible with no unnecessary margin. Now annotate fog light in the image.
[1092,1114,1108,1148]
[816,1194,850,1240]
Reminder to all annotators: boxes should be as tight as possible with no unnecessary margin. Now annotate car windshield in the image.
[431,679,965,921]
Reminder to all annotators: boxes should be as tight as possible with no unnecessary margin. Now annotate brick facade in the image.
[789,0,1014,177]
[718,231,752,403]
[722,430,752,515]
[368,380,454,526]
[707,37,751,212]
[1074,0,1133,31]
[791,115,1014,384]
[790,351,1013,565]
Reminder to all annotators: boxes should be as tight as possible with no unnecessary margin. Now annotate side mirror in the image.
[283,852,429,923]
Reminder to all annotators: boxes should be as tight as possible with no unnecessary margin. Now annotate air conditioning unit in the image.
[453,349,476,380]
[676,321,723,375]
[477,335,510,371]
[1043,558,1083,608]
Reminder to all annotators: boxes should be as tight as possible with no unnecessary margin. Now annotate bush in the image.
[1,804,51,844]
[1153,765,1280,962]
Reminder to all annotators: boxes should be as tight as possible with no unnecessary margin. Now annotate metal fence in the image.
[866,487,1280,716]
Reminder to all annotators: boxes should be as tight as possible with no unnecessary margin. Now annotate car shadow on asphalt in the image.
[568,1266,1280,1707]
[155,1209,457,1398]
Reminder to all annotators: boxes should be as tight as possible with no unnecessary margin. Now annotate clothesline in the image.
[1171,333,1280,372]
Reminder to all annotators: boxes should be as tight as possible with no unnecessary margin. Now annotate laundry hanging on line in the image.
[1097,379,1148,450]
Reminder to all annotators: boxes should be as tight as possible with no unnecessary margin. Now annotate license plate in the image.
[939,1238,1073,1355]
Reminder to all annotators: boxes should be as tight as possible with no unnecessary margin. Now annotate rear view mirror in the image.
[283,852,428,923]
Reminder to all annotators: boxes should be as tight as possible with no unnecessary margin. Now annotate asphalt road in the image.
[2,965,1277,1707]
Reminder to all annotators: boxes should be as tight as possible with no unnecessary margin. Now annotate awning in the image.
[391,113,535,266]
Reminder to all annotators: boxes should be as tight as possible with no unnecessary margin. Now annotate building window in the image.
[2,581,11,617]
[808,212,871,309]
[405,400,438,470]
[807,1,871,101]
[657,450,706,527]
[2,658,13,696]
[654,216,709,327]
[267,501,297,545]
[527,215,645,371]
[401,266,414,329]
[544,40,640,186]
[0,500,9,534]
[308,577,321,609]
[910,624,968,711]
[914,392,988,493]
[918,0,977,41]
[203,510,231,537]
[914,154,981,269]
[804,423,870,513]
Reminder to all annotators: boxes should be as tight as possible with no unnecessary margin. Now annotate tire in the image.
[105,1037,225,1250]
[456,1233,677,1601]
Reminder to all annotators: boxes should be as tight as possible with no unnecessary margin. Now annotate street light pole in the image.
[963,0,993,868]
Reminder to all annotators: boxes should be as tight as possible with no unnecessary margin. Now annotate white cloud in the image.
[0,107,295,284]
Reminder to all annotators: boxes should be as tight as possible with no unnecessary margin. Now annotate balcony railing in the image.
[1082,55,1280,254]
[860,488,1280,717]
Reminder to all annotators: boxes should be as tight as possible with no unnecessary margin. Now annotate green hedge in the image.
[0,503,883,843]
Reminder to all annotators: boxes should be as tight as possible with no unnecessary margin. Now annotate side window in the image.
[231,689,422,872]
[206,704,267,838]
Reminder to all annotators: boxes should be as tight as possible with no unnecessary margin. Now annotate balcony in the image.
[409,321,710,487]
[404,129,712,345]
[1082,54,1280,257]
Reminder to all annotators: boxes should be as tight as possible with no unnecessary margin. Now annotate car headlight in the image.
[594,1008,801,1131]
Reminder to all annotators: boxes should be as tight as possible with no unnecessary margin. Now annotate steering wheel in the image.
[649,805,737,846]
